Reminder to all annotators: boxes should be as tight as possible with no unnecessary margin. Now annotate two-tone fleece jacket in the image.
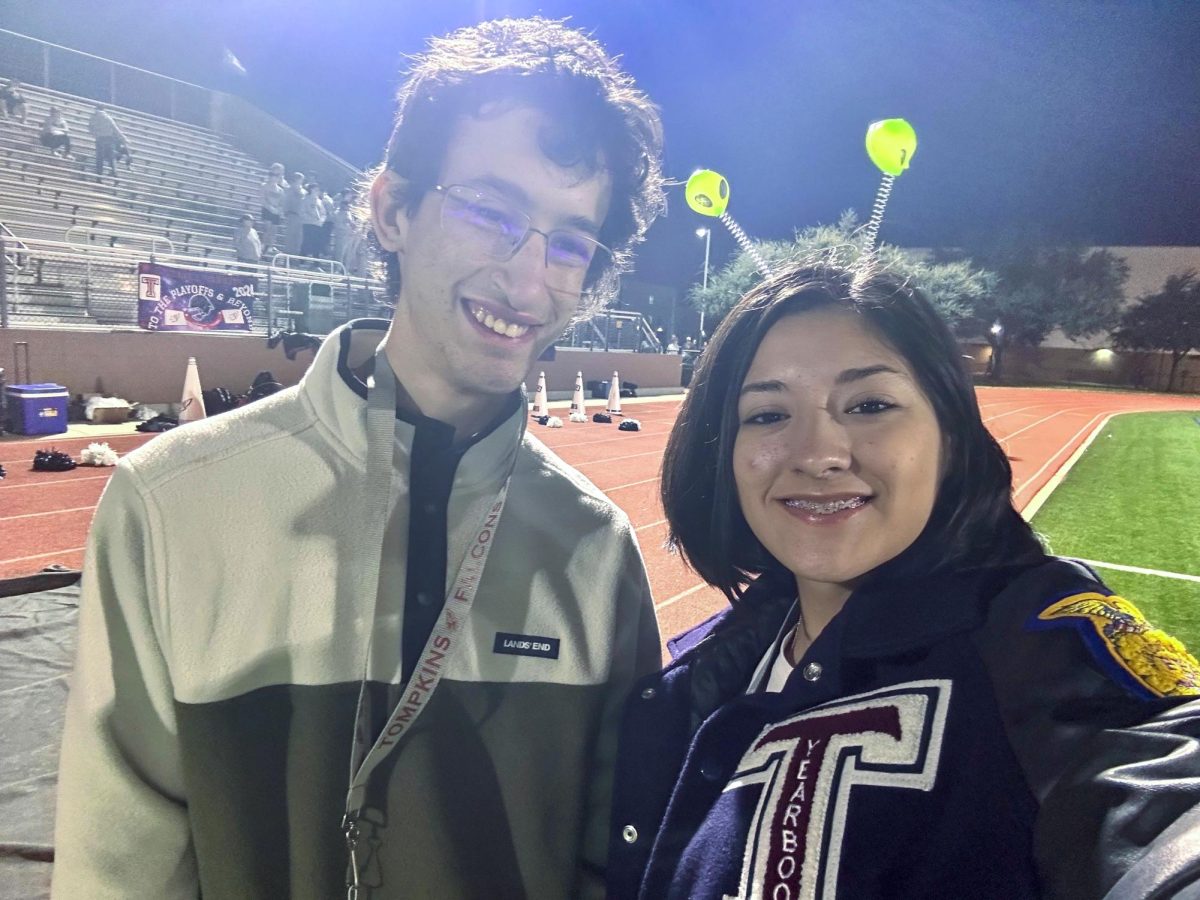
[52,318,662,900]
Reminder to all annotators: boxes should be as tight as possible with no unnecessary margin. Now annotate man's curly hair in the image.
[354,17,666,316]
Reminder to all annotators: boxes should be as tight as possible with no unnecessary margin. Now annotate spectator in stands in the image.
[0,80,27,124]
[684,335,694,351]
[282,170,306,255]
[258,162,286,255]
[330,188,355,264]
[300,179,329,259]
[340,224,370,278]
[666,333,680,352]
[53,16,666,900]
[38,106,72,158]
[233,214,263,266]
[88,104,128,180]
[319,185,337,258]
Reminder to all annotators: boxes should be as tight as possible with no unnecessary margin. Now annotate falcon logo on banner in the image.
[137,262,255,332]
[723,680,951,900]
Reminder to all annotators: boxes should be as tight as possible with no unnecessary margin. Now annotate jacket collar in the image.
[300,318,526,490]
[674,565,1024,679]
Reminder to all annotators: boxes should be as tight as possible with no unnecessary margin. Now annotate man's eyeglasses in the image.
[432,184,611,294]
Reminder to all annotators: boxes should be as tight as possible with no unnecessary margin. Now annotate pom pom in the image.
[546,416,563,428]
[80,442,119,466]
[568,411,588,423]
[619,419,641,432]
[32,448,77,472]
[592,413,612,424]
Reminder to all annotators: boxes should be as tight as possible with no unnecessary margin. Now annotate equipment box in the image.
[5,383,69,436]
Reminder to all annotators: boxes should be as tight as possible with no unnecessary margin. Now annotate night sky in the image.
[3,0,1198,291]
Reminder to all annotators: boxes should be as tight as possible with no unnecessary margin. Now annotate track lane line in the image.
[1013,412,1107,503]
[1,505,97,523]
[4,547,87,565]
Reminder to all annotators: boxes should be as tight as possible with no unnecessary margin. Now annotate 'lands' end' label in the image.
[493,632,560,660]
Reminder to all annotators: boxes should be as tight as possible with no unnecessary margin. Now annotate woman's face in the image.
[733,307,944,600]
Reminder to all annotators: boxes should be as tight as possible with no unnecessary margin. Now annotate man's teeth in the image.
[785,496,868,515]
[471,304,530,339]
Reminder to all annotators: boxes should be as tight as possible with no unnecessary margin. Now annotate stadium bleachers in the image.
[0,81,381,331]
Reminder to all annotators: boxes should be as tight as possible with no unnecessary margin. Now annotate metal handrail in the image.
[269,251,348,278]
[0,27,209,93]
[66,224,175,258]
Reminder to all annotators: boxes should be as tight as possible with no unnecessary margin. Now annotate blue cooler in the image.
[5,383,69,436]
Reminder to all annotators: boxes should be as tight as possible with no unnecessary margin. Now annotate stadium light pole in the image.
[696,227,711,340]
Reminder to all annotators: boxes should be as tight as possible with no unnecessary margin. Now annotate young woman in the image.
[608,262,1200,899]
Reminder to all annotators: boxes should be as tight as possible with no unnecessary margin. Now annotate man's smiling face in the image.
[374,104,612,419]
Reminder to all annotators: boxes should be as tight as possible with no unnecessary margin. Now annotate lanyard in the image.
[342,348,511,898]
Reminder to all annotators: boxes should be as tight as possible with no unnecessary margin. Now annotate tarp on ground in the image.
[0,582,79,900]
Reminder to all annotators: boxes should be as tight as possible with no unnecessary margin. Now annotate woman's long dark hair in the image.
[662,262,1045,603]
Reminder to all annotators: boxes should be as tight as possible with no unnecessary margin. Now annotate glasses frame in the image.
[431,183,611,291]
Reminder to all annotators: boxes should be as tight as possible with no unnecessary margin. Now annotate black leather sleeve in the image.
[973,560,1200,900]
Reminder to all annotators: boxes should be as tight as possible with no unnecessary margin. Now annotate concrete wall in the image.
[961,341,1200,393]
[2,326,312,403]
[0,327,685,404]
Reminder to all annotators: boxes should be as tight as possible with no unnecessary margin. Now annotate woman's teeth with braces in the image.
[785,496,868,515]
[472,305,530,339]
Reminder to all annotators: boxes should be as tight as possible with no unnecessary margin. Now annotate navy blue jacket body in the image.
[608,559,1200,900]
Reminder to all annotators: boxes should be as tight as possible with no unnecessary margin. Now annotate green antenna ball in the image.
[685,169,730,217]
[865,119,917,176]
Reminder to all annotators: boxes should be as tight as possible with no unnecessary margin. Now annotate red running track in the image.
[3,387,1199,645]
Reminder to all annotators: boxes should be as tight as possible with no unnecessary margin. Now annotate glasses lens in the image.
[546,233,610,295]
[442,186,525,257]
[547,232,599,268]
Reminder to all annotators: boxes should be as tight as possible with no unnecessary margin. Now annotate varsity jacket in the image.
[53,319,661,899]
[608,561,1200,900]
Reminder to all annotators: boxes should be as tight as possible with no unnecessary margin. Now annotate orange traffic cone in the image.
[179,356,206,423]
[532,371,549,418]
[606,370,622,415]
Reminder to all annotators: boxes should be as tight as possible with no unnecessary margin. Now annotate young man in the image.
[88,104,128,180]
[258,161,287,254]
[233,213,263,265]
[53,16,665,900]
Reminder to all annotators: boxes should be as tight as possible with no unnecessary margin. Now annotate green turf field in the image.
[1030,411,1200,650]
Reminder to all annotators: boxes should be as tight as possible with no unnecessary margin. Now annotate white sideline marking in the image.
[1076,558,1200,584]
[1020,413,1110,518]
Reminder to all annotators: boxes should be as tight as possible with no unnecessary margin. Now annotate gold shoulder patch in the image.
[1038,592,1200,698]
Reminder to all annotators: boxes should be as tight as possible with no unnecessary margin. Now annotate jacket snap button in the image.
[640,687,657,700]
[622,824,638,844]
[803,662,823,682]
[699,760,722,782]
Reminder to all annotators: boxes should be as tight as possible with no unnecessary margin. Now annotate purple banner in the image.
[137,262,255,332]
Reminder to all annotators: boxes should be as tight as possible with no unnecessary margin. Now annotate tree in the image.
[935,237,1129,381]
[1112,271,1200,392]
[688,212,993,334]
